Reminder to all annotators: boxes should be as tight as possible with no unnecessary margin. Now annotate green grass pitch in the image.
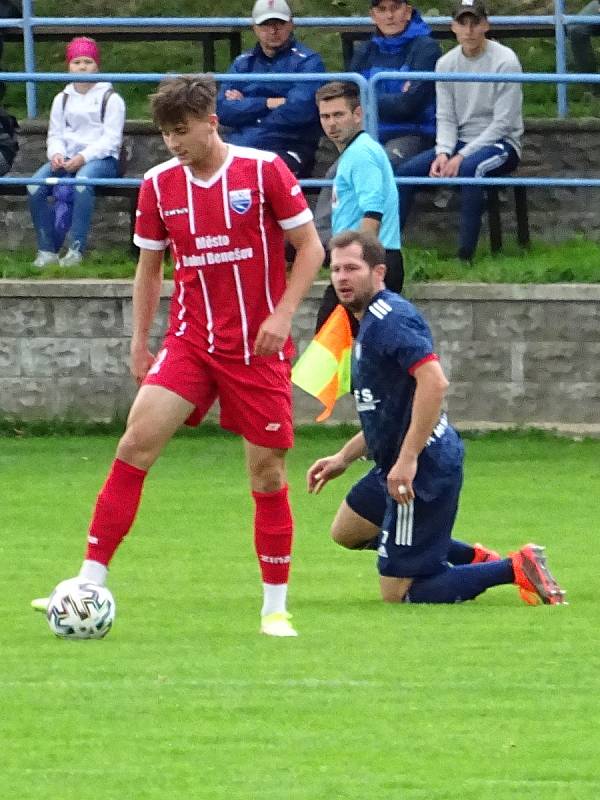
[1,430,599,800]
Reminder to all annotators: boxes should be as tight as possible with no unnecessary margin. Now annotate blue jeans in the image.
[395,140,520,260]
[28,157,118,252]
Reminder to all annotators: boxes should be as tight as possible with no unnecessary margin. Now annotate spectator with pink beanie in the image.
[27,37,125,267]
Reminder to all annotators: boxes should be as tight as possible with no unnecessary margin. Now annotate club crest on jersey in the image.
[229,189,252,214]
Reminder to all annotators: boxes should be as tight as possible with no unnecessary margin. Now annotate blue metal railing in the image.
[367,70,600,138]
[1,70,599,194]
[3,2,599,118]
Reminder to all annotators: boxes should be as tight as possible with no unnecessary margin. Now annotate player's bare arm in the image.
[387,360,449,505]
[254,221,324,356]
[307,431,367,494]
[130,248,165,383]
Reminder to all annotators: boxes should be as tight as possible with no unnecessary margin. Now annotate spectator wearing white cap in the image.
[217,0,325,176]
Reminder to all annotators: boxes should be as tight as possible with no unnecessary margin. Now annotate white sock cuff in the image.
[261,582,288,617]
[79,559,108,586]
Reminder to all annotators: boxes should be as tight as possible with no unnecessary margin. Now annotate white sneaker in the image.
[260,611,298,637]
[33,250,59,268]
[59,247,83,267]
[31,596,49,612]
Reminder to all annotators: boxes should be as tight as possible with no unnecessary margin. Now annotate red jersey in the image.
[134,145,313,362]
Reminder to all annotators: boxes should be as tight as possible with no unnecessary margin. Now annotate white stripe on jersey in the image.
[257,159,274,315]
[221,169,232,230]
[143,156,180,181]
[174,280,188,338]
[186,174,196,236]
[228,144,278,163]
[395,500,414,546]
[184,150,235,188]
[256,159,284,362]
[133,234,168,250]
[232,264,250,365]
[198,270,215,353]
[368,299,393,320]
[279,207,313,230]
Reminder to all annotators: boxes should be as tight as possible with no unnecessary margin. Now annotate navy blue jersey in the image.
[353,289,464,498]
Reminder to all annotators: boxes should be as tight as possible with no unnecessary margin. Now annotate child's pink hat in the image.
[66,37,100,65]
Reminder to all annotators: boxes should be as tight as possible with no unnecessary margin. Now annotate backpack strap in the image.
[62,89,117,123]
[101,88,115,123]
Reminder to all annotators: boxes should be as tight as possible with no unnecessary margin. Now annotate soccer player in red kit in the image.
[32,75,324,636]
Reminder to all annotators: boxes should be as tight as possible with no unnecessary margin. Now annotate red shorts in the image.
[143,335,294,449]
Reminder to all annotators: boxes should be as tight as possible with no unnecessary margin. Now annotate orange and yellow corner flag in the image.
[292,304,352,422]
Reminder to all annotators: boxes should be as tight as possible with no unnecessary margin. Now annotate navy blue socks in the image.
[406,559,514,604]
[447,539,476,565]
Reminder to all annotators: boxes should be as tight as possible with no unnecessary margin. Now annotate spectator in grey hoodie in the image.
[395,0,523,262]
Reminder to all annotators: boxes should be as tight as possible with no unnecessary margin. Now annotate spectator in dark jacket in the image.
[217,0,325,176]
[351,0,441,168]
[0,105,18,175]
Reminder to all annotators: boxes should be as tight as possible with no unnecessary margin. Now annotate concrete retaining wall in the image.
[1,280,599,434]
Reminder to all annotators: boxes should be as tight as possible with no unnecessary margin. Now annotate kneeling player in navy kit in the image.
[307,230,566,606]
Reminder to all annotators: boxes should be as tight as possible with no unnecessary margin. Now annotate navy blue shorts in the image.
[346,465,463,578]
[345,466,386,528]
[378,466,463,578]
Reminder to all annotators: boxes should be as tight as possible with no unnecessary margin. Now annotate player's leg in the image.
[447,539,501,564]
[377,469,500,603]
[406,547,567,606]
[31,384,194,611]
[217,356,297,635]
[381,481,565,604]
[332,467,386,549]
[333,468,499,559]
[331,502,380,550]
[84,385,194,579]
[244,442,297,637]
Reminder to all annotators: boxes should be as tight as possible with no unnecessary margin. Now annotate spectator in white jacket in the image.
[28,37,125,267]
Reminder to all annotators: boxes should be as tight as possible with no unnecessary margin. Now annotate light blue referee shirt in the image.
[331,131,401,249]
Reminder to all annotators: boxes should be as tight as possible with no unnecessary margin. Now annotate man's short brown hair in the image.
[315,81,360,112]
[329,229,386,268]
[150,75,217,129]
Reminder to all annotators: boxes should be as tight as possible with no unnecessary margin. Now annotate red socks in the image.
[86,464,292,584]
[252,485,294,585]
[86,458,147,566]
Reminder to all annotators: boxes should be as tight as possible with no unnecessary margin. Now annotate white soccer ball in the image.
[46,578,116,640]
